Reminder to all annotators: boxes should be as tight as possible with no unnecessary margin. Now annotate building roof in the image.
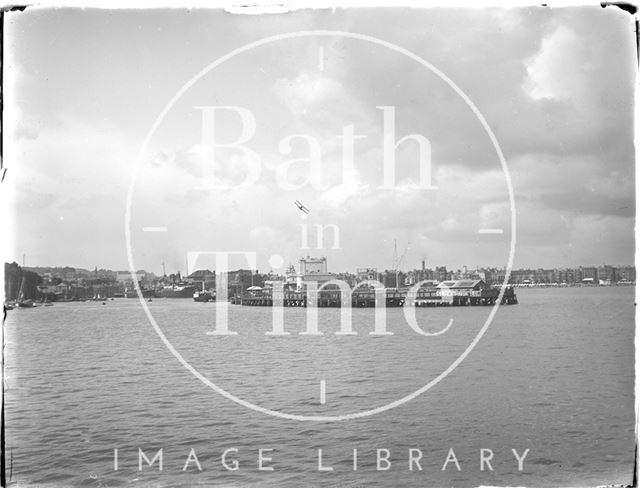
[437,280,456,288]
[437,279,485,289]
[417,280,438,287]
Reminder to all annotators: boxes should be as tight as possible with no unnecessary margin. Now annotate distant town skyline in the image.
[11,259,637,277]
[3,7,635,275]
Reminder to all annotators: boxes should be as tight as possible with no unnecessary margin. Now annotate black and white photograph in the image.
[1,2,637,487]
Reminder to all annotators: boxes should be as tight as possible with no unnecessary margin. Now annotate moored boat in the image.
[193,290,215,302]
[193,281,215,302]
[16,276,38,308]
[156,283,197,298]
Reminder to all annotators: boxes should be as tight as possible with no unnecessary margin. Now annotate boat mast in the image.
[392,239,398,289]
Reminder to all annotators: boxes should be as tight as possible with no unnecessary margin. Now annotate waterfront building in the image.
[580,266,598,282]
[300,256,327,274]
[296,256,333,290]
[115,271,147,284]
[435,266,451,282]
[407,268,433,283]
[509,269,534,284]
[356,267,379,282]
[597,265,616,283]
[617,265,636,282]
[480,267,506,285]
[228,269,259,296]
[534,268,556,283]
[381,270,407,289]
[453,265,482,280]
[188,269,216,289]
[284,265,298,289]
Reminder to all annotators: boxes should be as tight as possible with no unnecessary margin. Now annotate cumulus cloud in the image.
[524,25,583,101]
[321,174,369,208]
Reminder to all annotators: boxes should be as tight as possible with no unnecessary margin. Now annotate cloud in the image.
[271,70,374,141]
[510,153,635,219]
[321,174,368,208]
[4,7,635,271]
[274,72,345,117]
[524,25,583,101]
[7,117,132,201]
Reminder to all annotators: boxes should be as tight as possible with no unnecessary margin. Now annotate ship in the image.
[193,289,215,302]
[193,290,215,302]
[156,283,197,298]
[124,287,156,298]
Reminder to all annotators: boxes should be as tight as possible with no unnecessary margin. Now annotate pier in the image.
[237,286,518,308]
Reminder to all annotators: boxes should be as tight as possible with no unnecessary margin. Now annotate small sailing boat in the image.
[17,276,37,308]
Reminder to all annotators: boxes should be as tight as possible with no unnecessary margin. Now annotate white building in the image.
[296,256,333,290]
[115,271,146,284]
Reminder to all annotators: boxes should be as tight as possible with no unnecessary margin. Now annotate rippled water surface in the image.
[4,286,635,487]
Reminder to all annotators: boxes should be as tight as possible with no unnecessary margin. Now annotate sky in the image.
[3,6,636,276]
